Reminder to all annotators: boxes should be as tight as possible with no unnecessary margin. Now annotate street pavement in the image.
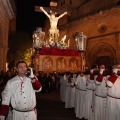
[36,90,84,120]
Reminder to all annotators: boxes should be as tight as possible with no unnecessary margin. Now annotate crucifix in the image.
[35,6,70,44]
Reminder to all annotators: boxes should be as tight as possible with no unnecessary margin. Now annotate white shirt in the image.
[2,76,41,111]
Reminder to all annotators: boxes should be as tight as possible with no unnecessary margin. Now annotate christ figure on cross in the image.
[40,7,67,42]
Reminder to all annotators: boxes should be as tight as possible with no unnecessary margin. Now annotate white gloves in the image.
[28,67,35,79]
[113,68,119,74]
[0,116,5,120]
[100,69,105,74]
[90,69,93,73]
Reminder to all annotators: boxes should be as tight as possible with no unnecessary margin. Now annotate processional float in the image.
[32,4,87,72]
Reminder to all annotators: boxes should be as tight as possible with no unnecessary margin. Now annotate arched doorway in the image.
[96,56,112,67]
[88,42,115,68]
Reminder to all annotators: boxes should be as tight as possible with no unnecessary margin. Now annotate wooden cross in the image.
[35,6,71,15]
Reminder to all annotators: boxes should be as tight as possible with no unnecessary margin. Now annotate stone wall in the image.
[0,5,9,71]
[42,0,120,69]
[0,1,16,71]
[59,6,120,68]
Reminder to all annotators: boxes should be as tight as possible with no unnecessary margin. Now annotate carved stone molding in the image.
[33,55,81,72]
[98,23,107,33]
[88,42,115,66]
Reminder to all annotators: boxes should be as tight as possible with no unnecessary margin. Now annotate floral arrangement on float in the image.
[32,27,73,56]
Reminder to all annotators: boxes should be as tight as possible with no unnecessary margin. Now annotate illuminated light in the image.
[75,32,87,73]
[6,63,8,71]
[50,1,57,7]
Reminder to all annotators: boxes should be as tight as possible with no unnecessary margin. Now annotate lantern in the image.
[75,32,87,74]
[33,27,45,54]
[75,32,87,51]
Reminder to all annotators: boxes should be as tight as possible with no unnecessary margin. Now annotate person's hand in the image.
[40,7,43,10]
[0,116,5,120]
[28,67,35,79]
[65,12,67,14]
[90,69,93,73]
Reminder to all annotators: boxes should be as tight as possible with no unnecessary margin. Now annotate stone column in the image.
[0,47,7,71]
[115,33,120,64]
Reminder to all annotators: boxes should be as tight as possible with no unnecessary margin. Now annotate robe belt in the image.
[107,95,120,99]
[13,107,36,112]
[95,94,107,98]
[76,88,87,91]
[87,88,95,91]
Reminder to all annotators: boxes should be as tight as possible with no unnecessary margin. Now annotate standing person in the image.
[62,73,67,103]
[78,73,87,119]
[55,73,60,90]
[83,65,98,120]
[75,73,87,119]
[0,61,42,120]
[106,64,120,120]
[94,64,107,120]
[65,72,71,109]
[45,73,52,93]
[74,73,81,116]
[69,73,77,109]
[60,73,65,102]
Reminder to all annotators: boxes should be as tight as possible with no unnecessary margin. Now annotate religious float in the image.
[33,47,81,72]
[32,7,87,73]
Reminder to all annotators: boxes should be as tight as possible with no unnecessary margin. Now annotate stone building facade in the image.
[43,0,120,68]
[0,0,16,71]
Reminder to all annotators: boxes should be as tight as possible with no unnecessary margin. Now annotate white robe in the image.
[2,76,41,120]
[94,76,107,120]
[106,76,120,120]
[65,78,71,108]
[62,75,67,103]
[6,107,13,120]
[75,75,81,117]
[69,77,76,108]
[92,75,98,114]
[83,74,95,120]
[74,83,79,115]
[75,75,87,119]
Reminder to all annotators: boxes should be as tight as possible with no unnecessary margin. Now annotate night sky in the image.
[16,0,51,34]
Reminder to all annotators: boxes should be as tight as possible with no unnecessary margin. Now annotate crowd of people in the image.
[0,61,42,120]
[1,63,120,120]
[37,72,61,94]
[0,70,16,100]
[0,70,60,97]
[59,64,120,120]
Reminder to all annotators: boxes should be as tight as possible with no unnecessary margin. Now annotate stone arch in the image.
[88,42,116,67]
[96,56,112,66]
[42,56,53,70]
[56,57,66,71]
